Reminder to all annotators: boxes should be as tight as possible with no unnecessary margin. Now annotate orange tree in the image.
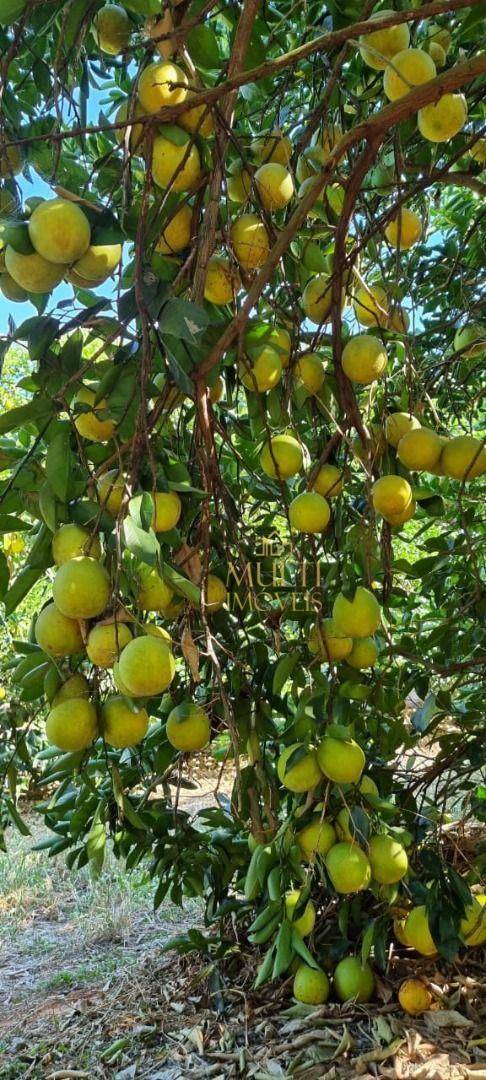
[0,0,485,1003]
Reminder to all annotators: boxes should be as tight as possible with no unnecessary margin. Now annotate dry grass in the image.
[0,805,485,1079]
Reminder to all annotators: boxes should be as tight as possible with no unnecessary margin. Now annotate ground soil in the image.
[0,768,485,1079]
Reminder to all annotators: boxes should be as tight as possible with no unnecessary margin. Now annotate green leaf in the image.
[254,943,276,987]
[86,805,106,879]
[0,396,52,437]
[290,930,319,969]
[186,24,220,69]
[121,794,146,830]
[4,798,31,836]
[361,920,375,965]
[272,653,299,695]
[0,549,9,598]
[4,567,43,616]
[412,694,438,733]
[45,427,72,502]
[38,481,58,532]
[123,517,159,566]
[159,298,210,344]
[160,561,200,605]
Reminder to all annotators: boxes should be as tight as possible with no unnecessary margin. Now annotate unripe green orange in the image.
[346,637,378,669]
[46,697,98,752]
[335,808,356,842]
[28,197,91,265]
[52,524,101,566]
[359,774,379,797]
[342,334,387,384]
[285,889,316,937]
[326,842,371,893]
[35,602,84,657]
[230,214,270,270]
[368,834,408,884]
[453,323,485,359]
[293,963,330,1004]
[152,490,182,532]
[0,271,29,301]
[334,956,374,1002]
[138,61,188,113]
[311,463,343,498]
[166,702,211,751]
[384,411,421,447]
[332,586,381,638]
[74,386,116,443]
[260,434,303,479]
[296,817,336,861]
[294,352,326,394]
[277,743,322,793]
[53,556,110,620]
[86,621,133,667]
[93,3,131,54]
[418,93,467,143]
[317,735,365,784]
[289,491,330,533]
[101,695,149,748]
[118,635,175,696]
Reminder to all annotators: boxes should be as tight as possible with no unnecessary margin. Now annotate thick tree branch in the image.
[4,0,480,153]
[191,0,260,303]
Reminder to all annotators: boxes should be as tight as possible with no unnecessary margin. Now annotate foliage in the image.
[0,0,485,992]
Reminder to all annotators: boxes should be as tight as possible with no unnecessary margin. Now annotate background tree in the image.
[0,0,485,1009]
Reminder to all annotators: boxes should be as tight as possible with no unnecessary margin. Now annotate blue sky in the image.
[0,82,117,330]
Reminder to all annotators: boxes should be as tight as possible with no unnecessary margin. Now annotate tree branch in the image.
[191,0,260,303]
[197,53,486,380]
